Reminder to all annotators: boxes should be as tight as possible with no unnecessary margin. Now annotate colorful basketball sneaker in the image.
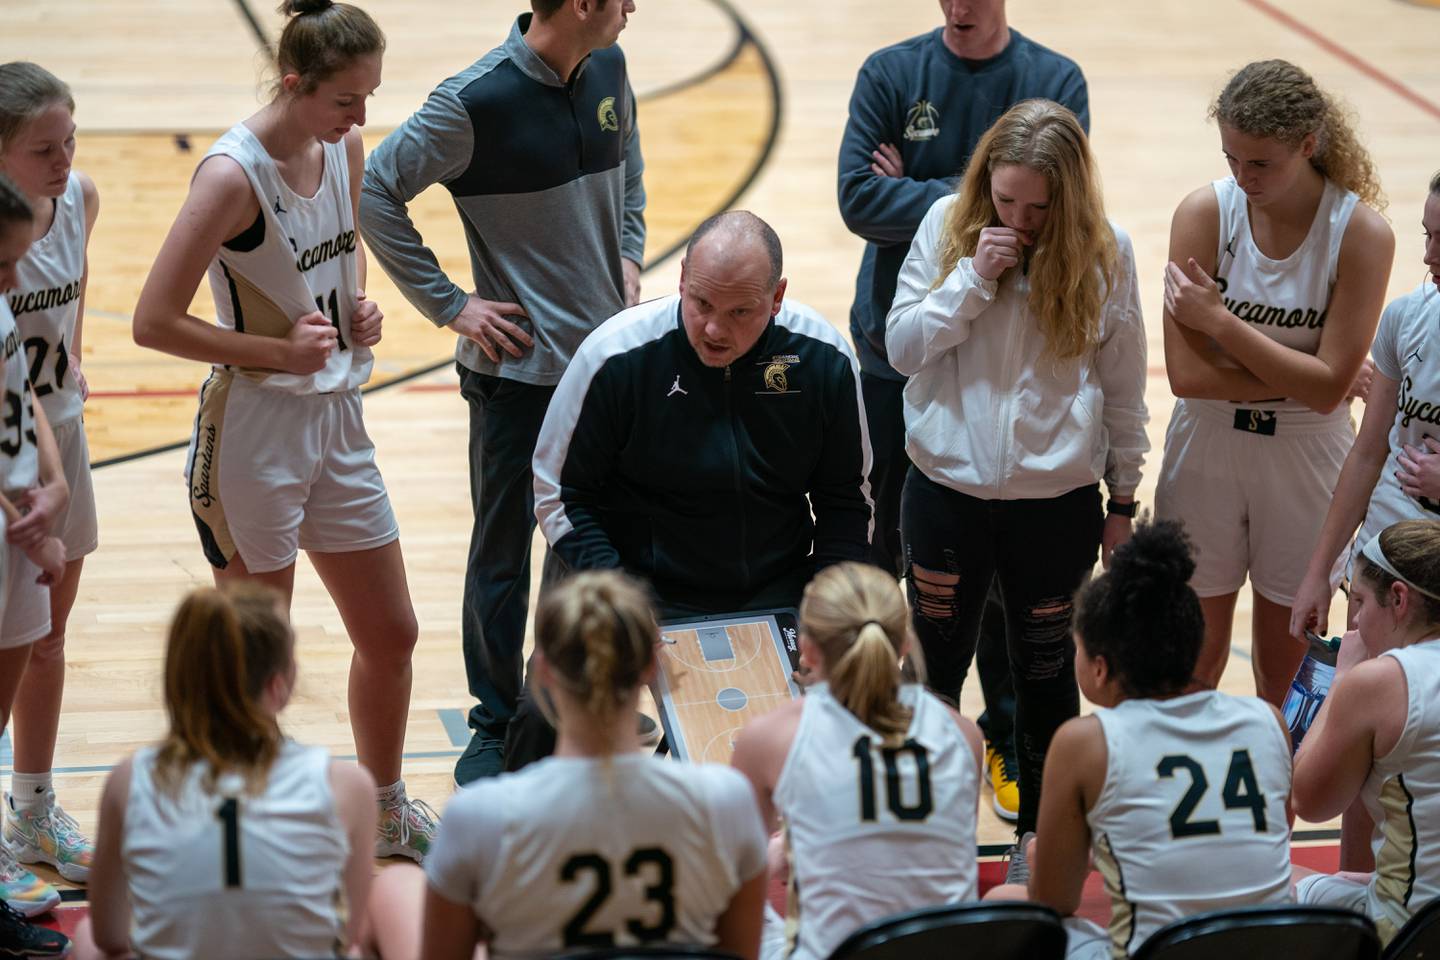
[985,742,1020,823]
[375,795,439,863]
[4,792,93,883]
[0,838,58,919]
[0,897,70,958]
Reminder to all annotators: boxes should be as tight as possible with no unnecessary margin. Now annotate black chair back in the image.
[1384,897,1440,959]
[549,947,741,960]
[826,901,1065,960]
[1131,904,1380,960]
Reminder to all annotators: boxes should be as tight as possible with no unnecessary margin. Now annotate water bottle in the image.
[1281,631,1341,754]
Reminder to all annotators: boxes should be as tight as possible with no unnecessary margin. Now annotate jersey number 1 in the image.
[217,797,242,888]
[314,289,348,351]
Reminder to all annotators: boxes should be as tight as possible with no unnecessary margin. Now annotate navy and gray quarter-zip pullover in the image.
[534,295,874,612]
[837,27,1087,381]
[361,14,646,387]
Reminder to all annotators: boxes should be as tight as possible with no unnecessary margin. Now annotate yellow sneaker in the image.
[985,743,1019,822]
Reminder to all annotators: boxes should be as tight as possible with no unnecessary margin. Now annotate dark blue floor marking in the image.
[437,709,470,747]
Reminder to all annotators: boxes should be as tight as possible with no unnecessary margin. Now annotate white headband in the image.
[1361,533,1440,602]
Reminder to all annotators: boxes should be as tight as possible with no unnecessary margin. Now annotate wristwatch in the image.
[1106,499,1138,517]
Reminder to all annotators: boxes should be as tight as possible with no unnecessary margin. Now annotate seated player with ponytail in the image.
[73,584,377,960]
[364,570,768,960]
[730,561,984,960]
[986,521,1293,958]
[1294,519,1440,945]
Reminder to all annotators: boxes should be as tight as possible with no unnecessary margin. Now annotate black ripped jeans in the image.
[900,469,1103,835]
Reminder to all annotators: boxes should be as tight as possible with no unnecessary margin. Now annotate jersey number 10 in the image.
[853,736,933,822]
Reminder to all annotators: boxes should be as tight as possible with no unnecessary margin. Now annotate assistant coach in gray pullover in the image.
[360,0,645,785]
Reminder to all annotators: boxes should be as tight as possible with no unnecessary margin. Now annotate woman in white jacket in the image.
[885,98,1149,838]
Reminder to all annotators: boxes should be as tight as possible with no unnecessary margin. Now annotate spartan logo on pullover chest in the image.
[1215,277,1326,330]
[8,281,81,319]
[286,230,356,273]
[758,354,801,395]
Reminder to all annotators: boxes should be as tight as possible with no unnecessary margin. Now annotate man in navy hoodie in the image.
[837,0,1088,829]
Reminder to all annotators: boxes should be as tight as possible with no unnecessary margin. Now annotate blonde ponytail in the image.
[535,571,657,743]
[801,563,914,741]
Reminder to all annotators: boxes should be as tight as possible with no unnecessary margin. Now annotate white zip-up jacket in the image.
[886,194,1149,500]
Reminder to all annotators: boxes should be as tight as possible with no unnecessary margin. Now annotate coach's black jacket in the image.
[534,295,874,613]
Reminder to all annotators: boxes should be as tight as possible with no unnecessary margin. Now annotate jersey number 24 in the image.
[1158,749,1268,839]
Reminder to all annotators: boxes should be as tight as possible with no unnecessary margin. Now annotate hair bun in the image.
[279,0,333,16]
[1110,519,1196,596]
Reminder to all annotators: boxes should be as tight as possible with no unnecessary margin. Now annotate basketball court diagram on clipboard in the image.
[654,609,801,765]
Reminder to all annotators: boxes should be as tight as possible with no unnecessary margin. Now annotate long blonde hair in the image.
[535,570,657,747]
[935,99,1117,361]
[1210,59,1384,212]
[801,562,919,742]
[153,585,293,797]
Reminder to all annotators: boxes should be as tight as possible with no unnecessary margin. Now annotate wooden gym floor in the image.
[7,0,1440,891]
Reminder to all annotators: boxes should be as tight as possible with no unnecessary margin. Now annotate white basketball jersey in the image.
[0,298,39,496]
[1362,638,1440,941]
[425,753,767,960]
[122,740,348,960]
[1201,176,1358,414]
[8,172,85,425]
[773,684,979,960]
[202,123,371,394]
[1087,691,1293,958]
[1359,285,1440,545]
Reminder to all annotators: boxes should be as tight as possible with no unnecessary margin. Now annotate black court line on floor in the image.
[93,0,784,473]
[232,0,272,52]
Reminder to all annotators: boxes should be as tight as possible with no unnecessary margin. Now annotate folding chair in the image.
[1131,904,1380,960]
[549,946,741,960]
[1383,897,1440,959]
[826,901,1066,960]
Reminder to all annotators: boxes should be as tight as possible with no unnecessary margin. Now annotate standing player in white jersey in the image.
[72,584,377,960]
[1158,59,1394,704]
[986,521,1293,959]
[1294,173,1440,638]
[132,0,434,859]
[0,60,102,895]
[362,570,768,960]
[1293,520,1440,946]
[730,561,984,960]
[0,172,75,958]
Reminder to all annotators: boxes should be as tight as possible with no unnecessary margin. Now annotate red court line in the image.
[1241,0,1440,123]
[89,388,197,399]
[89,380,457,400]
